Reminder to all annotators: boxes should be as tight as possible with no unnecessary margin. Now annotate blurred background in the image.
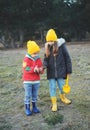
[0,0,90,48]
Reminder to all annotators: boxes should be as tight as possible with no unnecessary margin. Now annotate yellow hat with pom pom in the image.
[27,40,40,55]
[46,29,57,42]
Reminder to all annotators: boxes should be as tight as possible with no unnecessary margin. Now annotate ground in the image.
[0,42,90,130]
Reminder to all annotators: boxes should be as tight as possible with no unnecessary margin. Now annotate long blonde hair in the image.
[45,41,58,57]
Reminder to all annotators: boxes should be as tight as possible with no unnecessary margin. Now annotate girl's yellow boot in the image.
[51,97,57,111]
[60,94,71,104]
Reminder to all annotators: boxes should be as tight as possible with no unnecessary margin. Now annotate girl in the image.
[44,29,72,112]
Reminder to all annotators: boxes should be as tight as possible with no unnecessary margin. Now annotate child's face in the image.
[48,41,54,46]
[31,52,39,58]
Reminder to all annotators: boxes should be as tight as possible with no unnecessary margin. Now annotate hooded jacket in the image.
[22,54,43,82]
[44,38,72,79]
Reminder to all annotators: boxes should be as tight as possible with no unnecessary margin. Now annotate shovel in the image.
[63,75,71,94]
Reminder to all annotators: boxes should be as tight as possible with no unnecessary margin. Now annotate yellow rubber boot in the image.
[60,94,71,104]
[51,97,57,112]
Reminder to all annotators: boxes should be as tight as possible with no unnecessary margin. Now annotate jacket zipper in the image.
[54,56,57,78]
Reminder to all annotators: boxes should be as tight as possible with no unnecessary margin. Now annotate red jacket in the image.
[22,54,43,81]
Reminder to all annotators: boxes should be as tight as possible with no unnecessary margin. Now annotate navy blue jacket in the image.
[44,39,72,79]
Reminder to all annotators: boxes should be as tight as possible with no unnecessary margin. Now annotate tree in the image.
[0,0,90,48]
[0,0,54,48]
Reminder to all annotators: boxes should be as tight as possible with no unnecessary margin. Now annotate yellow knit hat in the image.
[46,29,57,42]
[27,40,40,55]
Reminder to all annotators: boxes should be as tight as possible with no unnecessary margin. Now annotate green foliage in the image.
[0,0,90,48]
[43,111,63,125]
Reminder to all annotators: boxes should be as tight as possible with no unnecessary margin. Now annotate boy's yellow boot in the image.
[51,97,57,112]
[60,94,71,104]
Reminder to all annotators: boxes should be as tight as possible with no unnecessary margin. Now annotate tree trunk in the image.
[0,35,8,48]
[19,30,24,47]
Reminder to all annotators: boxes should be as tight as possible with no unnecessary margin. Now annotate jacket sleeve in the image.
[43,54,48,69]
[62,44,72,74]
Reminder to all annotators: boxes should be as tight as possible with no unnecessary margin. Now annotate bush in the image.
[43,111,63,125]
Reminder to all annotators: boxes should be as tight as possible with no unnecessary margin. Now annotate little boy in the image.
[22,40,43,116]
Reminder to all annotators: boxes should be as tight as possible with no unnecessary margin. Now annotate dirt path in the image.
[0,43,90,130]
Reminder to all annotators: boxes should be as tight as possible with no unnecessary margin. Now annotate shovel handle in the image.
[66,75,69,85]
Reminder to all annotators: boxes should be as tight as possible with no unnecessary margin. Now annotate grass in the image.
[0,119,12,130]
[0,44,90,130]
[42,111,63,125]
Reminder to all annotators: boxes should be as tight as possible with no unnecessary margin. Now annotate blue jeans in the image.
[23,83,40,104]
[49,79,65,97]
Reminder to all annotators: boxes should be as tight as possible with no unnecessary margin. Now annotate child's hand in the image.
[34,66,44,74]
[39,67,44,74]
[67,74,70,78]
[34,66,39,73]
[39,67,43,71]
